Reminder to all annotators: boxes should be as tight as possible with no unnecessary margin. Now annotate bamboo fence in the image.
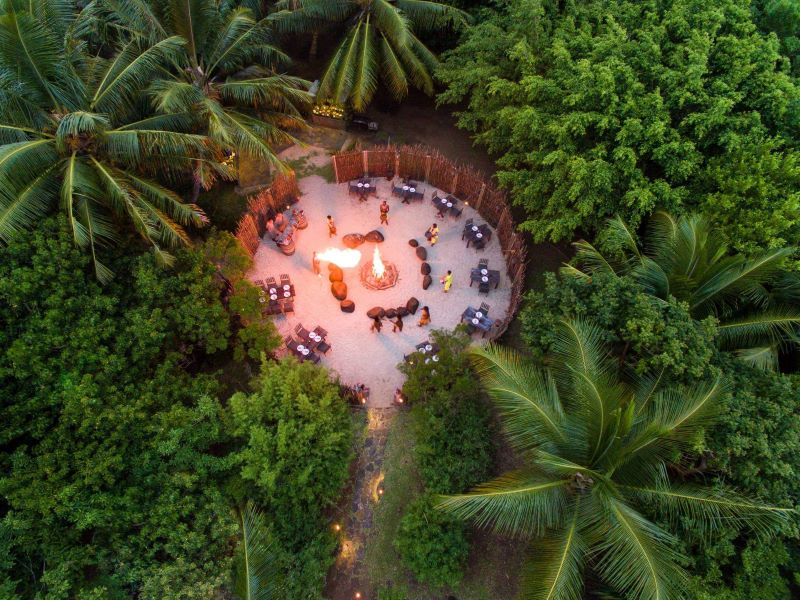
[332,145,528,340]
[235,171,300,257]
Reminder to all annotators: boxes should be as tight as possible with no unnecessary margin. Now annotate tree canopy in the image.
[438,0,800,251]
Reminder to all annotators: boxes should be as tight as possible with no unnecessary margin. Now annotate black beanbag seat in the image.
[422,275,432,290]
[415,246,427,261]
[396,307,409,317]
[408,239,419,248]
[406,297,419,314]
[385,308,398,319]
[421,262,431,275]
[367,306,386,319]
[340,300,355,313]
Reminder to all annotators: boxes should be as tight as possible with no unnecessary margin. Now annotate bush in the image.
[229,358,355,544]
[394,495,469,588]
[520,271,719,383]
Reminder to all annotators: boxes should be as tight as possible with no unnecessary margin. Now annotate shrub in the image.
[394,495,469,588]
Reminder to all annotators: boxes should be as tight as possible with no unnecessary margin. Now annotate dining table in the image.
[463,223,491,248]
[393,181,424,203]
[461,306,494,336]
[405,340,441,364]
[470,267,501,289]
[432,193,461,218]
[348,178,377,201]
[286,337,320,363]
[299,327,326,351]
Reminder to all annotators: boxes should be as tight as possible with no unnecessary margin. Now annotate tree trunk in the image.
[309,31,319,61]
[191,160,202,203]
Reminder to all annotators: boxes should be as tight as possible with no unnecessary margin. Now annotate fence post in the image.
[394,151,400,178]
[362,150,369,176]
[425,155,432,181]
[474,183,486,211]
[333,155,340,183]
[450,171,459,195]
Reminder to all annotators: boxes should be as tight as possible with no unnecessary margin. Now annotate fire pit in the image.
[361,246,398,290]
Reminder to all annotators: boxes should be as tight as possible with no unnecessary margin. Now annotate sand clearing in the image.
[249,149,511,407]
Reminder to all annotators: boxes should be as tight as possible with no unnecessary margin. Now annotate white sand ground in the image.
[249,149,511,407]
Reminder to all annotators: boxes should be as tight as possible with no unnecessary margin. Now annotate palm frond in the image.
[716,309,800,351]
[594,498,685,600]
[468,344,566,449]
[371,0,410,47]
[396,0,470,30]
[378,34,409,100]
[0,160,60,242]
[233,502,281,600]
[520,500,586,600]
[733,345,780,371]
[437,472,569,538]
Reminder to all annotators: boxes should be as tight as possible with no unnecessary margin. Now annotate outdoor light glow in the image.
[316,247,362,268]
[333,523,341,532]
[354,593,362,599]
[371,246,385,280]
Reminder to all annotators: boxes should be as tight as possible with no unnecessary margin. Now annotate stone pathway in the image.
[326,408,396,600]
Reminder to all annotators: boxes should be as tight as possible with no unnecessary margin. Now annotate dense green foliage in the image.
[752,0,800,75]
[568,211,800,370]
[521,271,719,382]
[441,321,790,600]
[0,219,352,598]
[394,329,493,587]
[439,0,800,251]
[518,271,800,598]
[394,494,470,588]
[401,328,493,494]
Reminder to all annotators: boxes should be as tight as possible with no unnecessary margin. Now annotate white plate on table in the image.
[476,233,483,239]
[270,294,277,300]
[481,269,488,275]
[482,276,488,282]
[472,318,479,325]
[403,185,409,190]
[425,344,432,351]
[302,349,309,356]
[476,311,483,318]
[283,292,290,297]
[471,225,478,231]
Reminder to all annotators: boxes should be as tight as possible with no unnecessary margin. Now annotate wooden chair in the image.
[281,301,294,314]
[313,326,328,338]
[479,302,490,314]
[279,273,291,286]
[478,258,489,269]
[316,341,331,354]
[284,335,294,348]
[265,276,277,287]
[478,281,490,295]
[294,323,310,340]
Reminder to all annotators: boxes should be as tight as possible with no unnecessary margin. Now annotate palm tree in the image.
[439,320,791,600]
[563,211,800,369]
[78,0,311,196]
[271,0,468,111]
[233,502,281,600]
[0,0,211,280]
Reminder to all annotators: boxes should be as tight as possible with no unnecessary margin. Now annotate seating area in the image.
[256,274,296,315]
[248,148,514,407]
[461,302,494,337]
[284,322,331,363]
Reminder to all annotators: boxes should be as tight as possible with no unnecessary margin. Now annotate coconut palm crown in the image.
[0,0,211,280]
[78,0,311,191]
[439,320,791,600]
[272,0,469,111]
[563,211,800,370]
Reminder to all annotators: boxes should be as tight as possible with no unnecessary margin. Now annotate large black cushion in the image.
[422,275,432,290]
[396,307,409,317]
[365,230,385,243]
[385,308,398,319]
[406,297,419,314]
[340,300,355,313]
[408,239,419,248]
[415,246,427,261]
[331,281,348,301]
[421,262,431,275]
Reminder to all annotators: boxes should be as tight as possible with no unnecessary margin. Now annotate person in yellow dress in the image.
[441,270,453,293]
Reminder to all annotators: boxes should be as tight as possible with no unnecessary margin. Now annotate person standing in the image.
[426,223,439,246]
[442,270,453,293]
[417,306,430,327]
[392,314,404,332]
[327,215,337,238]
[312,251,321,276]
[370,316,383,333]
[379,200,390,225]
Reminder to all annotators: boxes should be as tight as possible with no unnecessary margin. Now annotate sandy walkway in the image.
[249,149,511,407]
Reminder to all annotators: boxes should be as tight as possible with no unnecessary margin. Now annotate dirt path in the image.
[326,409,396,600]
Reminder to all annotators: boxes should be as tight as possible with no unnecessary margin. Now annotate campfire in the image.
[361,245,398,290]
[316,247,362,268]
[372,246,386,280]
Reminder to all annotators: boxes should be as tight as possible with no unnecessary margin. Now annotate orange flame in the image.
[372,246,385,279]
[316,247,361,268]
